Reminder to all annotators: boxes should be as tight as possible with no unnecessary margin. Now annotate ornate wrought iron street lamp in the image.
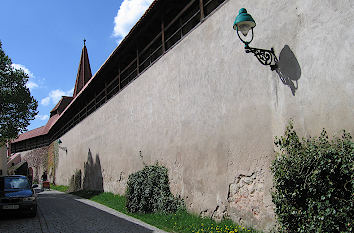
[233,8,278,70]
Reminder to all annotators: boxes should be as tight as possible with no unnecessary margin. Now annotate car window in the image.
[0,177,3,191]
[4,177,30,190]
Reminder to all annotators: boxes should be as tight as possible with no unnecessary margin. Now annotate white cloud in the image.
[113,0,153,42]
[36,114,49,121]
[11,63,40,91]
[41,97,51,106]
[11,64,34,78]
[26,81,39,90]
[41,88,74,106]
[67,87,74,96]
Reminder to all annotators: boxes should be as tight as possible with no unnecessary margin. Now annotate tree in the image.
[0,41,38,145]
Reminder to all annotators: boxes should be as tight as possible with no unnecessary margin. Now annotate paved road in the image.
[0,190,165,233]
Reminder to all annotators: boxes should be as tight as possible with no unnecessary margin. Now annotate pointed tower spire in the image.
[73,39,92,97]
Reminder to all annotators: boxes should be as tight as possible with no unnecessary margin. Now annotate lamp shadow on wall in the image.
[275,45,301,96]
[82,149,104,192]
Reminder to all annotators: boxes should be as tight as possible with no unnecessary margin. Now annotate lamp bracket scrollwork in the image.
[59,145,67,153]
[244,45,278,71]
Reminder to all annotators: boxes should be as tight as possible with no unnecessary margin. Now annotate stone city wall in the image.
[16,146,54,183]
[55,0,354,231]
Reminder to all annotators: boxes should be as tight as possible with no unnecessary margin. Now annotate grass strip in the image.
[50,185,260,233]
[50,184,69,192]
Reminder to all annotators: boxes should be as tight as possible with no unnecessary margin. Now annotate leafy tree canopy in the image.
[0,41,38,145]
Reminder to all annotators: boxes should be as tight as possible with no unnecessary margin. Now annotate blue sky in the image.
[0,0,153,131]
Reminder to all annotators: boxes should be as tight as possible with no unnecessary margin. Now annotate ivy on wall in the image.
[21,140,59,184]
[271,121,353,232]
[47,140,59,184]
[22,147,48,182]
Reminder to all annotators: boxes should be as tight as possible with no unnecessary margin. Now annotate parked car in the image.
[0,175,38,217]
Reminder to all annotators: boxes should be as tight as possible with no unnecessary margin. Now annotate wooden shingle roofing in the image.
[73,43,92,98]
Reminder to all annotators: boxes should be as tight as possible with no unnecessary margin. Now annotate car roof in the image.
[1,175,27,178]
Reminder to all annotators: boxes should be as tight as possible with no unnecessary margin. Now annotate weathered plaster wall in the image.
[55,0,354,231]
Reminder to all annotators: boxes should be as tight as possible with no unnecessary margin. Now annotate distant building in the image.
[0,145,7,176]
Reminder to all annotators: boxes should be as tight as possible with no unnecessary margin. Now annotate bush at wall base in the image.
[271,122,353,233]
[68,169,82,192]
[126,164,184,214]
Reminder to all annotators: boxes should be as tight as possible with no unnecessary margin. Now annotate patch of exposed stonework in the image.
[20,147,49,182]
[198,202,228,222]
[227,170,265,221]
[102,170,127,195]
[211,203,228,222]
[199,209,211,218]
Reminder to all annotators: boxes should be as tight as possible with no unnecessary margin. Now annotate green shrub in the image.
[68,169,82,192]
[126,164,184,214]
[271,122,353,232]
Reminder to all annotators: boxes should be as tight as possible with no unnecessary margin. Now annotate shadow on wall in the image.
[276,45,301,96]
[83,149,104,191]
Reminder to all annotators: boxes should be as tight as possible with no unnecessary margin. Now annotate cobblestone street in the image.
[0,190,161,233]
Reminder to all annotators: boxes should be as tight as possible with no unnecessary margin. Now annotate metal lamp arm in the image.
[244,45,278,70]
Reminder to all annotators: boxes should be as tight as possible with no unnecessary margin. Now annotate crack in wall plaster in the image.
[199,202,228,222]
[211,204,228,222]
[118,171,125,182]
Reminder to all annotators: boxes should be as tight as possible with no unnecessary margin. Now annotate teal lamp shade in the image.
[233,8,256,36]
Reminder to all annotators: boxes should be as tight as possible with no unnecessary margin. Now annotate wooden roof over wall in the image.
[11,0,226,153]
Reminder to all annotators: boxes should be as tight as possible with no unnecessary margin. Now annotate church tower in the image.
[73,39,92,97]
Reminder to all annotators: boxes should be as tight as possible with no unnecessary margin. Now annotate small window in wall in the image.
[120,60,137,90]
[139,47,152,72]
[204,0,224,17]
[165,20,182,51]
[150,38,163,63]
[181,0,200,36]
[106,77,119,100]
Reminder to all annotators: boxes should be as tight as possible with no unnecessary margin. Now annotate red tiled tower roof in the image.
[73,40,92,98]
[50,96,73,117]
